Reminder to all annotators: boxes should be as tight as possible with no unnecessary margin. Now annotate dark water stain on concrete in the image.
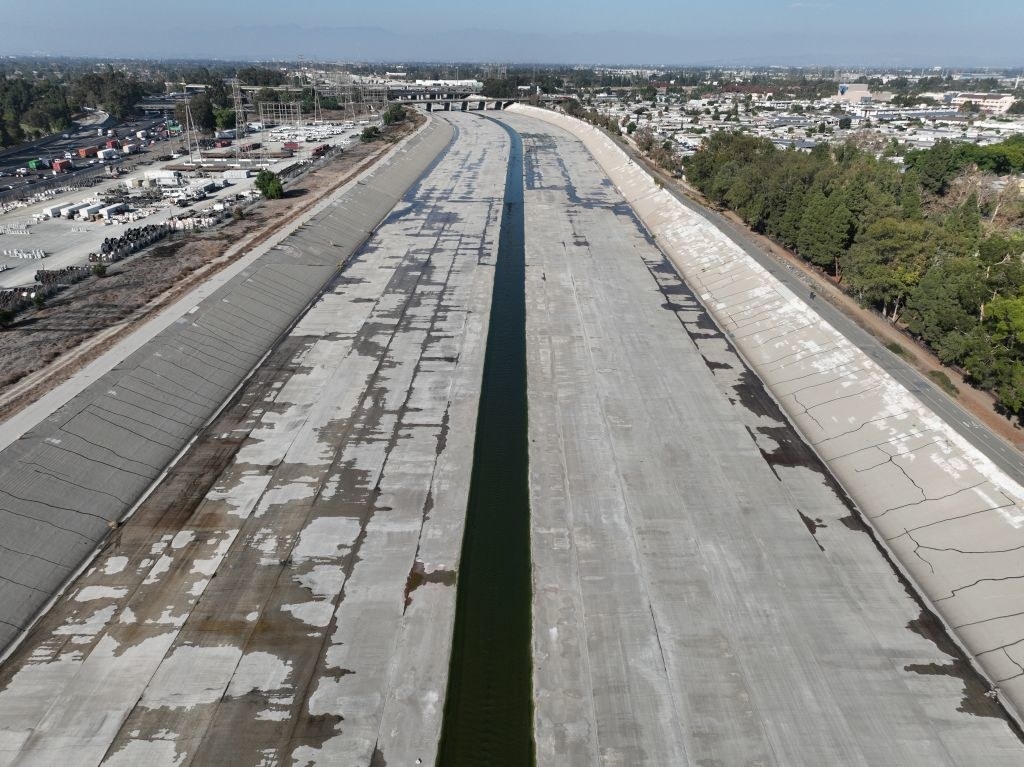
[839,513,869,532]
[403,560,458,612]
[905,608,1022,727]
[704,360,732,372]
[797,510,826,552]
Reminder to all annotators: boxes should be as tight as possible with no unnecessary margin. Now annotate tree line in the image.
[684,133,1024,416]
[0,69,159,146]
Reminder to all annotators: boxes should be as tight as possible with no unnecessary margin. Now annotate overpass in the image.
[419,97,517,111]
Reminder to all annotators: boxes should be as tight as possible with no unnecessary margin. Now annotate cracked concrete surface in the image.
[2,106,1024,767]
[0,112,504,766]
[0,119,455,656]
[508,104,1024,760]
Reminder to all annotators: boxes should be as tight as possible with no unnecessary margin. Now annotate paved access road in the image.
[0,111,505,766]
[497,110,1024,766]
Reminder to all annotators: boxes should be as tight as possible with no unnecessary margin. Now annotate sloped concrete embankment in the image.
[0,119,455,654]
[509,103,1024,721]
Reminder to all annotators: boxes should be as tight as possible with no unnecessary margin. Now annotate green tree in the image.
[842,217,934,320]
[175,92,215,133]
[796,184,852,274]
[214,107,236,131]
[900,170,923,220]
[382,103,407,125]
[904,256,986,362]
[254,169,284,199]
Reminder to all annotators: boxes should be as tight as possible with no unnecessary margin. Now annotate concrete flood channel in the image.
[3,108,1024,766]
[439,119,535,765]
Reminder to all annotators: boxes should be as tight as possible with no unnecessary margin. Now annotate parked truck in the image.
[51,159,73,173]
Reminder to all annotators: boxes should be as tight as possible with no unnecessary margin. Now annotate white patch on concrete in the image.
[102,556,129,575]
[74,586,128,602]
[53,605,116,637]
[295,564,346,598]
[207,472,274,519]
[143,554,174,585]
[292,517,361,562]
[139,645,244,710]
[226,651,292,697]
[253,478,319,518]
[101,736,186,766]
[282,601,335,628]
[170,530,196,549]
[190,530,238,577]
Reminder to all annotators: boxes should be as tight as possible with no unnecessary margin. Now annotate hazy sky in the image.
[4,0,1022,66]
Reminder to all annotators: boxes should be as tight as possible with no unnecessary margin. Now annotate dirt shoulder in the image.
[621,138,1024,450]
[0,113,424,424]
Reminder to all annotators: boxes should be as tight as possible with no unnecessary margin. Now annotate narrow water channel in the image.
[437,118,534,766]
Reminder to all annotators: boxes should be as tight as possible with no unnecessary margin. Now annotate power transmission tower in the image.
[184,100,203,165]
[232,77,247,160]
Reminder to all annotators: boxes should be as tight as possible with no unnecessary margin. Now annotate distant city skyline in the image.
[4,0,1023,67]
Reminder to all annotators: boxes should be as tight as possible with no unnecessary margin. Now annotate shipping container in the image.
[51,159,72,173]
[105,139,119,149]
[136,130,148,140]
[63,203,90,218]
[27,159,45,170]
[99,203,127,220]
[121,143,139,155]
[77,146,99,158]
[97,148,119,160]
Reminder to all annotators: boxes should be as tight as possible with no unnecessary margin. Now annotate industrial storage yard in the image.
[0,115,401,420]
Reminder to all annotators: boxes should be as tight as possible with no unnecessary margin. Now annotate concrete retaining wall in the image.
[0,118,455,652]
[509,103,1024,718]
